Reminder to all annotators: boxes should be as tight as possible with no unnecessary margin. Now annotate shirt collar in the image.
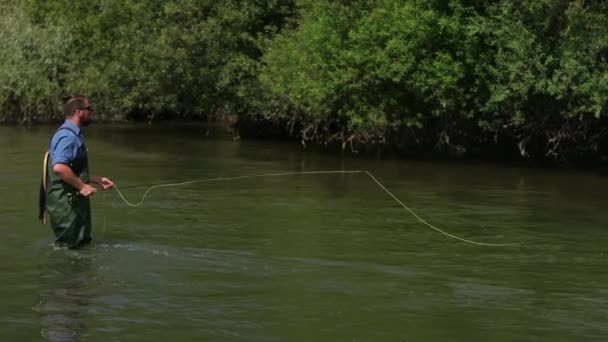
[62,120,82,136]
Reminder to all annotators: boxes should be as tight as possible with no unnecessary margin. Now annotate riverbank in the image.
[9,119,608,170]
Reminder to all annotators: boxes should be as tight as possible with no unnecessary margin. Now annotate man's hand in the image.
[98,177,115,190]
[79,184,97,197]
[91,176,115,190]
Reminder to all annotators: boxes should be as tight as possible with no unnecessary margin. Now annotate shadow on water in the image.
[35,248,96,342]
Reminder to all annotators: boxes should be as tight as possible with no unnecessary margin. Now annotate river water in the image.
[1,124,607,341]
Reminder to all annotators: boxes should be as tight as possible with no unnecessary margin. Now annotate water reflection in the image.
[36,248,95,341]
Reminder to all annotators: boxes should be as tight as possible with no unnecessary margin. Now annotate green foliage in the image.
[1,0,607,161]
[261,0,608,159]
[12,0,295,120]
[261,0,473,147]
[0,1,69,123]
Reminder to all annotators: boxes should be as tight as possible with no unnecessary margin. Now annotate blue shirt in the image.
[49,121,85,166]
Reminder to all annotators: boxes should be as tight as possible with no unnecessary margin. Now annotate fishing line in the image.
[107,170,516,247]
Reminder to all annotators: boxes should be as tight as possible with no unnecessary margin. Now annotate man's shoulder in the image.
[51,127,77,142]
[56,121,81,136]
[50,125,81,150]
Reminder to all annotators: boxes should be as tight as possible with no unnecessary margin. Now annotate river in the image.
[1,123,607,341]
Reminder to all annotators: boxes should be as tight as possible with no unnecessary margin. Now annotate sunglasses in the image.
[79,106,93,111]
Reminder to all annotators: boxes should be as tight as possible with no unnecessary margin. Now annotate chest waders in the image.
[40,127,92,248]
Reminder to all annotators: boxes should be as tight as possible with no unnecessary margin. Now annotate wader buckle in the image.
[67,193,79,206]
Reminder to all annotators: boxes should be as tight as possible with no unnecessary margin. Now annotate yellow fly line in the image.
[107,170,517,247]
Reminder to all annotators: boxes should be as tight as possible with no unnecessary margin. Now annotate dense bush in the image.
[1,0,607,162]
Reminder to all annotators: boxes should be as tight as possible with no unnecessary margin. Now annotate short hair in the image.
[62,94,88,116]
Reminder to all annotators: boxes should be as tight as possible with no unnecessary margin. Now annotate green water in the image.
[1,124,607,341]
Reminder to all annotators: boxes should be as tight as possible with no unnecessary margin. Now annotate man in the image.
[42,94,114,248]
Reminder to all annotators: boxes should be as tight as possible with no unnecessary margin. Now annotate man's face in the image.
[77,99,93,127]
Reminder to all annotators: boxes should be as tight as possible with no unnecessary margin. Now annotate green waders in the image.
[44,138,92,249]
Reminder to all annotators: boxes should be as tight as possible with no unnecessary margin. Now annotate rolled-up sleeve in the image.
[50,136,79,166]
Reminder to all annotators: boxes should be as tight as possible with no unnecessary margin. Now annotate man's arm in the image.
[53,164,96,197]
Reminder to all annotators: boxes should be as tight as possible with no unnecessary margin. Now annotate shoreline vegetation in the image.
[2,1,608,165]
